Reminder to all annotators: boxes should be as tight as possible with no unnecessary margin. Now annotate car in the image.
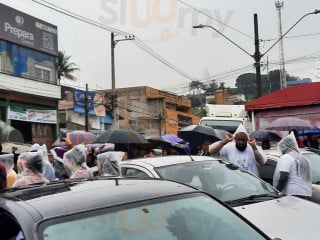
[120,155,320,240]
[259,147,320,204]
[0,177,275,240]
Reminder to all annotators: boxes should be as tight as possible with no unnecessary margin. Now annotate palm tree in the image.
[57,51,79,81]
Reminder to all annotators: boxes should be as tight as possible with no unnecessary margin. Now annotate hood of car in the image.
[234,196,320,240]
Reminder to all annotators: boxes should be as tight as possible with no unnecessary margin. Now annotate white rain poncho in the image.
[278,132,311,181]
[97,151,124,176]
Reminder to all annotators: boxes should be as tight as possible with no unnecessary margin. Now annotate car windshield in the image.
[302,152,320,183]
[155,160,278,204]
[39,193,268,240]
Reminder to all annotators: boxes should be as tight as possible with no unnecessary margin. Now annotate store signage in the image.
[73,89,106,117]
[8,106,57,124]
[0,3,58,56]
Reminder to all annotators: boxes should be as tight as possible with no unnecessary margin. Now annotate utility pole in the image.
[158,114,162,136]
[111,32,116,129]
[193,9,319,99]
[253,14,262,98]
[275,1,286,89]
[110,32,134,129]
[84,83,89,132]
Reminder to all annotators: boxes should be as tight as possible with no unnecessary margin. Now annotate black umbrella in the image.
[249,130,282,142]
[178,125,221,147]
[146,136,173,149]
[94,129,148,144]
[214,129,231,140]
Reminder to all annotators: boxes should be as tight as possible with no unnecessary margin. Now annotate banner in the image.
[8,106,57,124]
[73,89,105,117]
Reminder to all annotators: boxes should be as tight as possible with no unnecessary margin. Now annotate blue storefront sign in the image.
[73,89,105,116]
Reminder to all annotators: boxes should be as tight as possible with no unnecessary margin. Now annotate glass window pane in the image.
[156,161,277,202]
[40,194,266,240]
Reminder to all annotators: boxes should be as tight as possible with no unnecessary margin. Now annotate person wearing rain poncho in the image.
[13,152,49,187]
[0,153,17,188]
[273,132,312,199]
[209,124,265,176]
[96,151,127,176]
[29,143,55,181]
[63,144,92,179]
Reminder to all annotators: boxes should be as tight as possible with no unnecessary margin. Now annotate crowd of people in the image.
[0,126,316,202]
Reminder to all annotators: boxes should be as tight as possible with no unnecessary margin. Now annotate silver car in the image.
[120,155,320,240]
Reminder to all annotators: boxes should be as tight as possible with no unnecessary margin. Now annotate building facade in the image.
[108,86,200,136]
[0,3,60,146]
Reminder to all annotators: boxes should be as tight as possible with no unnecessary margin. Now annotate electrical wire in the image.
[263,32,320,42]
[31,0,128,36]
[177,0,253,39]
[31,0,250,84]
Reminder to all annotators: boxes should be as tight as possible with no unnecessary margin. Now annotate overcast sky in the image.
[2,0,320,95]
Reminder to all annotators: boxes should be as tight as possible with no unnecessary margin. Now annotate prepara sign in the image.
[0,3,58,56]
[4,22,34,41]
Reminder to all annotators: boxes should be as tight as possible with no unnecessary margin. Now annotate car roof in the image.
[264,148,318,158]
[0,178,198,220]
[120,155,223,168]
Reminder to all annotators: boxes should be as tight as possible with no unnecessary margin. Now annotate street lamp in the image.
[193,9,320,97]
[110,32,134,129]
[193,14,262,97]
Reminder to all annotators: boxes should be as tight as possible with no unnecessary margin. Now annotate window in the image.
[121,167,149,178]
[38,194,268,240]
[35,64,52,82]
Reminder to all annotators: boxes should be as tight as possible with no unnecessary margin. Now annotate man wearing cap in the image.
[209,125,265,176]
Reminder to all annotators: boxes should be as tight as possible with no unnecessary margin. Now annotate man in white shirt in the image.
[209,126,265,176]
[273,132,312,198]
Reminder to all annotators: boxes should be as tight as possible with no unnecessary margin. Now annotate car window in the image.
[121,167,149,178]
[302,152,320,183]
[155,161,278,202]
[39,193,268,240]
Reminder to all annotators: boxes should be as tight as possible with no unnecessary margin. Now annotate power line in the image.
[31,0,213,83]
[163,64,254,93]
[263,32,320,42]
[31,0,250,85]
[177,0,253,39]
[31,0,128,36]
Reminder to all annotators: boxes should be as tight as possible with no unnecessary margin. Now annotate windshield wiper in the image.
[225,193,283,206]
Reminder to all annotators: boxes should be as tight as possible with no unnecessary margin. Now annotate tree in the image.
[235,73,257,100]
[236,70,300,100]
[189,81,205,95]
[57,51,79,81]
[203,80,218,96]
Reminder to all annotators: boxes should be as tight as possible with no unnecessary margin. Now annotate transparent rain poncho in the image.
[63,144,87,166]
[97,151,124,176]
[0,153,14,172]
[278,132,311,180]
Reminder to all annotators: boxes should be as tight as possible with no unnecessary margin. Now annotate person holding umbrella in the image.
[198,138,213,156]
[209,125,265,176]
